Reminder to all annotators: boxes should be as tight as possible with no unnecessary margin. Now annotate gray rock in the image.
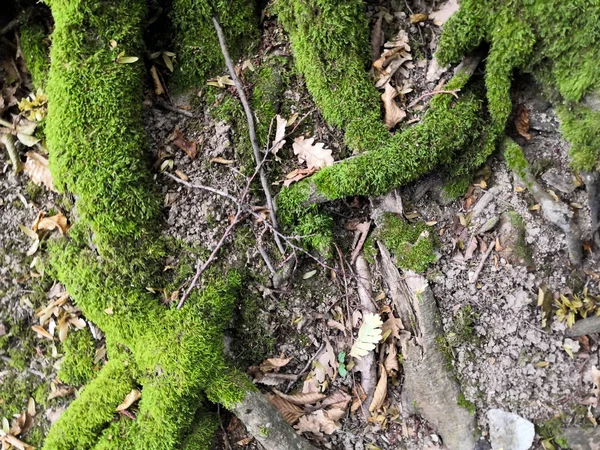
[563,427,600,450]
[568,316,600,337]
[487,409,535,450]
[541,168,578,194]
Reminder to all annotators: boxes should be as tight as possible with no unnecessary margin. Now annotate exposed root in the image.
[581,170,600,248]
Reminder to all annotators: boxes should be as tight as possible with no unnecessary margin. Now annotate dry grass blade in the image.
[267,394,304,425]
[272,389,326,406]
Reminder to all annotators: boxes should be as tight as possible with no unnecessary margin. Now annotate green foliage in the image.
[457,392,476,416]
[20,21,50,90]
[503,138,530,184]
[170,0,258,90]
[58,328,96,386]
[437,0,600,171]
[537,417,568,448]
[446,305,479,348]
[376,213,436,273]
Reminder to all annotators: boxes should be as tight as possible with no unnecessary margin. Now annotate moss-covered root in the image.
[170,0,258,90]
[503,137,583,265]
[43,357,135,450]
[180,411,219,450]
[20,20,50,90]
[58,328,96,386]
[45,0,161,267]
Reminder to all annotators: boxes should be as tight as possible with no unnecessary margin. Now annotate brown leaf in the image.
[369,364,387,412]
[271,115,287,155]
[295,409,340,436]
[267,394,304,425]
[321,390,352,409]
[381,83,406,129]
[173,129,197,160]
[283,167,316,187]
[3,433,35,450]
[371,14,384,62]
[410,13,428,23]
[381,315,404,342]
[48,385,74,400]
[259,357,292,373]
[384,343,399,376]
[515,105,532,140]
[33,212,69,235]
[292,136,334,170]
[272,389,326,406]
[327,319,346,333]
[23,151,55,192]
[116,389,142,412]
[150,65,164,96]
[31,325,53,340]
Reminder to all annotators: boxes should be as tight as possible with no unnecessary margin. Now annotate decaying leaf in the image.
[373,30,412,88]
[259,357,291,373]
[410,13,429,23]
[2,433,35,450]
[32,212,69,235]
[515,105,532,140]
[295,409,343,436]
[172,129,197,160]
[271,115,287,155]
[381,314,404,342]
[429,0,459,26]
[369,364,387,412]
[267,394,304,425]
[350,313,383,358]
[206,75,234,88]
[283,167,316,187]
[116,389,142,412]
[23,151,55,192]
[31,325,53,340]
[381,83,406,129]
[384,343,399,376]
[48,385,75,400]
[272,389,326,406]
[292,136,334,170]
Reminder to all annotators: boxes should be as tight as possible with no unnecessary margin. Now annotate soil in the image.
[2,1,600,449]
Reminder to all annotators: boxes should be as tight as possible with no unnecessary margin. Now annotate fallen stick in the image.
[469,239,495,284]
[154,97,195,118]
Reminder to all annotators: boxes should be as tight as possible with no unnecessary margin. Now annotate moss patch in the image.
[58,328,96,386]
[20,20,50,90]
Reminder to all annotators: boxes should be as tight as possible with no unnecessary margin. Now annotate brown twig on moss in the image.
[212,16,285,255]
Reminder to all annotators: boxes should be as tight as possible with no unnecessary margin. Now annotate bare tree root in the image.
[504,137,583,265]
[233,391,318,450]
[378,244,478,450]
[581,170,600,248]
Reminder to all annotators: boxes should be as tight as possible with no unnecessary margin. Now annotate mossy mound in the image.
[20,20,50,90]
[58,328,96,386]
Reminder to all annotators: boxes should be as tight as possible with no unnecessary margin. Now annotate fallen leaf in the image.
[350,313,383,358]
[272,389,326,406]
[259,357,291,373]
[293,136,334,170]
[116,52,139,64]
[31,325,53,340]
[369,364,387,412]
[236,437,253,446]
[209,157,234,165]
[410,13,428,23]
[48,385,74,400]
[27,398,36,417]
[381,315,404,342]
[381,83,406,129]
[174,170,188,181]
[371,14,384,62]
[529,204,541,211]
[384,343,399,375]
[206,75,234,88]
[172,129,197,160]
[267,394,304,424]
[271,115,287,155]
[592,366,600,397]
[283,167,316,187]
[295,409,341,436]
[515,105,532,140]
[17,133,40,147]
[3,434,35,450]
[429,0,459,26]
[116,389,142,412]
[327,319,346,333]
[303,270,317,280]
[33,212,69,235]
[150,65,164,96]
[23,151,55,191]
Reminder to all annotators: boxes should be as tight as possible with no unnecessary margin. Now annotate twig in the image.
[212,16,285,255]
[0,19,19,36]
[154,97,196,118]
[256,228,276,275]
[177,208,243,309]
[407,89,461,109]
[217,404,233,450]
[286,343,325,392]
[1,133,21,173]
[469,239,495,284]
[334,244,352,330]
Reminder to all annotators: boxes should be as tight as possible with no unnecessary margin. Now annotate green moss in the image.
[170,0,258,90]
[446,306,479,348]
[376,213,436,273]
[537,417,567,448]
[25,181,43,203]
[437,0,600,171]
[58,328,96,386]
[457,392,476,416]
[180,411,219,449]
[251,65,283,145]
[363,236,377,264]
[558,104,600,171]
[503,138,530,184]
[20,21,50,90]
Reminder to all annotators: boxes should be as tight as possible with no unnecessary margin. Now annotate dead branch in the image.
[581,170,600,248]
[213,16,285,255]
[469,238,495,284]
[154,97,196,118]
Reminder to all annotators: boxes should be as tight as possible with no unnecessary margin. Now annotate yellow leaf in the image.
[117,55,139,64]
[31,325,53,340]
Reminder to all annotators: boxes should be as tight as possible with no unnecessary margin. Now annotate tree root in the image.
[581,170,600,248]
[504,137,583,265]
[378,245,478,450]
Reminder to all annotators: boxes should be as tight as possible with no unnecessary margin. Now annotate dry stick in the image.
[154,97,196,118]
[469,239,495,285]
[217,404,233,450]
[334,244,352,330]
[212,16,285,255]
[407,89,461,109]
[285,343,325,392]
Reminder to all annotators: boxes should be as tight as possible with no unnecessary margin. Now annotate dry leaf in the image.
[381,315,404,342]
[3,434,35,450]
[116,389,142,412]
[371,14,384,62]
[271,115,287,155]
[321,391,352,409]
[295,409,341,436]
[381,83,406,129]
[369,364,387,412]
[283,167,316,187]
[27,398,35,417]
[267,394,304,425]
[33,212,69,235]
[48,385,74,400]
[292,136,334,170]
[259,357,291,373]
[23,151,55,191]
[591,366,600,397]
[410,13,428,23]
[429,0,459,26]
[172,129,197,160]
[272,389,326,406]
[31,325,53,340]
[384,343,399,376]
[515,105,532,140]
[206,75,234,88]
[327,319,346,333]
[350,313,383,358]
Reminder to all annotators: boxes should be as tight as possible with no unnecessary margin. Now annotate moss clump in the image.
[457,392,476,416]
[503,138,530,185]
[376,213,436,273]
[20,21,50,90]
[537,417,568,448]
[558,104,600,171]
[170,0,258,90]
[437,0,600,171]
[58,328,96,386]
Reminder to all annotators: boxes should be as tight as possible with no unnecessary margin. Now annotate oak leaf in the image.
[381,83,406,129]
[292,136,334,170]
[267,394,304,424]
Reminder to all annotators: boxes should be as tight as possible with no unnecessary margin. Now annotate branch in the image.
[212,16,285,255]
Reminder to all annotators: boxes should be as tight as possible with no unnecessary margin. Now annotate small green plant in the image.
[457,392,476,416]
[446,306,479,347]
[555,288,600,328]
[259,425,271,437]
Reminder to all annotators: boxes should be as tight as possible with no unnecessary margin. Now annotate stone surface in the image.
[567,316,600,337]
[487,409,535,450]
[563,427,600,450]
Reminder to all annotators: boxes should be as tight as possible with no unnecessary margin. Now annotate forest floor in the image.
[2,1,600,449]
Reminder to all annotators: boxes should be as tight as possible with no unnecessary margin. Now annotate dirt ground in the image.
[2,1,600,449]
